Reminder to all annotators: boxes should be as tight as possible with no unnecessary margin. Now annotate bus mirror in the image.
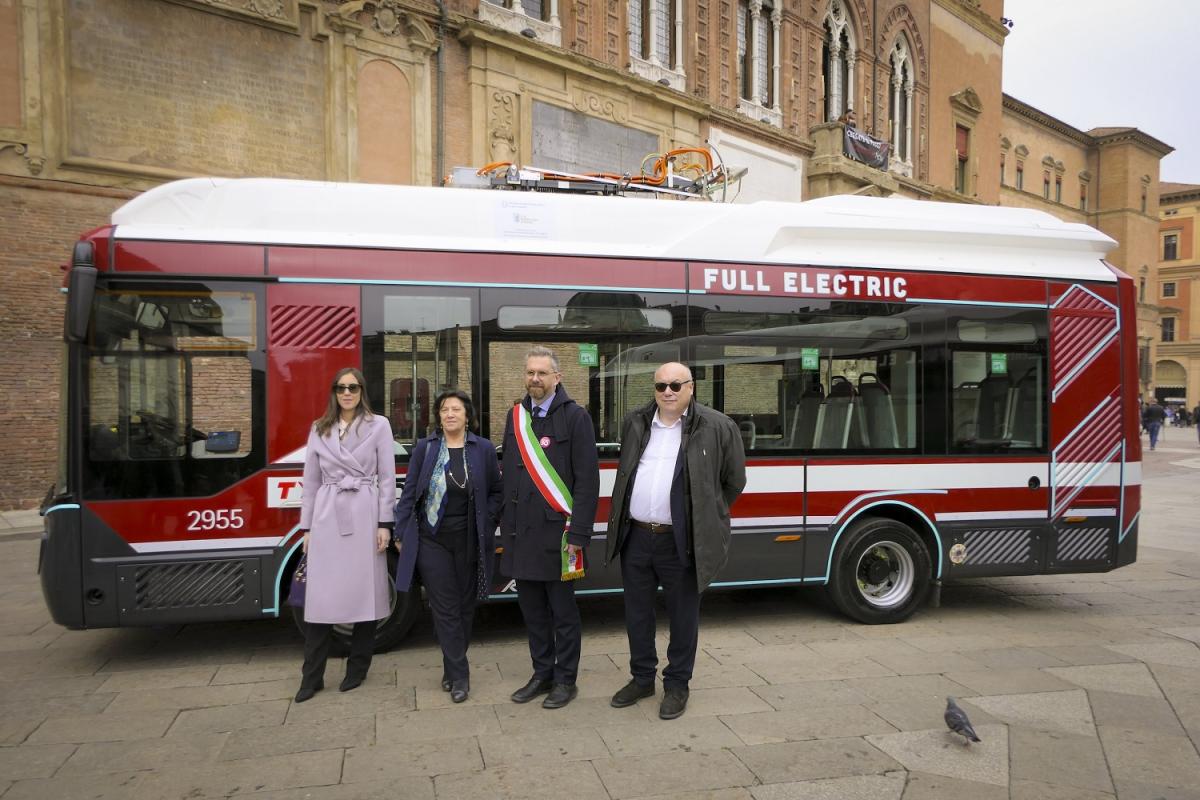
[65,242,98,343]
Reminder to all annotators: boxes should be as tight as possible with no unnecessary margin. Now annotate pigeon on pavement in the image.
[944,696,981,744]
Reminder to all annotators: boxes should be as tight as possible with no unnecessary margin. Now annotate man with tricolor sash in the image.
[500,346,600,709]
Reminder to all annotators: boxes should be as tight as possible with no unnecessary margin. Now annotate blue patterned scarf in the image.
[422,437,450,530]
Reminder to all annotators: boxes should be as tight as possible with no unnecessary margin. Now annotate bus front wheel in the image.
[289,549,421,654]
[827,516,931,625]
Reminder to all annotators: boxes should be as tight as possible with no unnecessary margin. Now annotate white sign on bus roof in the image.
[111,178,1120,283]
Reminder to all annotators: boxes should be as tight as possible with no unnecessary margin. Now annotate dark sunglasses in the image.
[654,380,692,393]
[334,383,362,394]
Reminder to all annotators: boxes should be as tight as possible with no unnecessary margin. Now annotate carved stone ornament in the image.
[570,89,629,124]
[949,86,983,117]
[372,0,403,35]
[489,91,517,163]
[0,140,45,176]
[197,0,291,21]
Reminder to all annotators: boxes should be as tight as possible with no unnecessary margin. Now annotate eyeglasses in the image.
[334,384,362,394]
[654,380,692,393]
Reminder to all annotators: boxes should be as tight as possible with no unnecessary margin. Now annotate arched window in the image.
[888,35,914,166]
[822,0,856,122]
[736,1,782,124]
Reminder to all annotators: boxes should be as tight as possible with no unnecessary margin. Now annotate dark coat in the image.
[393,431,503,597]
[604,400,747,591]
[1142,403,1166,425]
[499,385,600,581]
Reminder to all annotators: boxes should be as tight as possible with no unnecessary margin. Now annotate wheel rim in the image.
[854,540,914,609]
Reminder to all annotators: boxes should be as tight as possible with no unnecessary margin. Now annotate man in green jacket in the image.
[604,362,746,719]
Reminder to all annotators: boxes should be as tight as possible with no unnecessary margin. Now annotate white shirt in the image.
[628,410,685,525]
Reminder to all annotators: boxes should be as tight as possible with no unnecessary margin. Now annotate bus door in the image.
[1045,281,1123,572]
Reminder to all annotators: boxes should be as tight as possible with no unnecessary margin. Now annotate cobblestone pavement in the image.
[1,438,1198,799]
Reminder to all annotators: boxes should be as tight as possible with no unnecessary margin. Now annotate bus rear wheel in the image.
[290,549,421,654]
[827,516,931,624]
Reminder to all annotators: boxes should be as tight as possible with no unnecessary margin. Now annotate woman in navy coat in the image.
[393,390,502,703]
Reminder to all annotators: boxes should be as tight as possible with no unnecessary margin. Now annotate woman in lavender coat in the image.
[295,367,396,703]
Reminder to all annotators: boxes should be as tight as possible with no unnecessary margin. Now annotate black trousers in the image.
[301,619,374,689]
[620,525,700,691]
[417,524,479,682]
[516,578,581,685]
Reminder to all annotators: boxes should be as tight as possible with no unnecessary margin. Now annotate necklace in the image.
[447,450,468,489]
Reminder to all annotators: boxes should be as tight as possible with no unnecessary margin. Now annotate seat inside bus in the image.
[814,376,868,449]
[857,373,899,449]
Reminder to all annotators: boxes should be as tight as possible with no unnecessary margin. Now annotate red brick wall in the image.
[0,179,132,509]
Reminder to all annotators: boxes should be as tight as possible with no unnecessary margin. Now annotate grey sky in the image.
[1000,0,1200,184]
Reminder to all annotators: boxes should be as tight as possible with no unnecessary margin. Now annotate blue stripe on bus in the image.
[278,277,688,294]
[43,504,80,515]
[905,297,1047,308]
[823,500,944,581]
[264,530,304,616]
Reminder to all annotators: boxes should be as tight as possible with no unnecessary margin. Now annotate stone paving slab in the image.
[592,749,756,799]
[898,771,1009,800]
[731,737,902,784]
[720,704,896,744]
[1045,663,1165,697]
[376,704,501,742]
[26,709,178,744]
[749,773,906,800]
[435,760,611,800]
[1009,780,1116,800]
[1098,725,1200,797]
[167,698,289,735]
[477,725,610,765]
[967,689,1095,736]
[2,769,155,800]
[0,742,76,780]
[866,724,1009,787]
[341,736,484,781]
[58,733,229,776]
[104,683,253,713]
[594,714,742,757]
[231,778,436,800]
[220,715,376,760]
[132,748,345,799]
[1008,726,1113,794]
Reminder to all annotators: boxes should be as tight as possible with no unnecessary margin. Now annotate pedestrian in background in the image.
[1142,398,1167,451]
[295,368,395,702]
[604,362,746,720]
[392,390,502,704]
[500,347,599,710]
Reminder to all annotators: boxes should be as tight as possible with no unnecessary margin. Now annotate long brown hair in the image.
[314,367,374,438]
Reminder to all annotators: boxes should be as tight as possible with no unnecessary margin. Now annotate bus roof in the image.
[111,177,1119,282]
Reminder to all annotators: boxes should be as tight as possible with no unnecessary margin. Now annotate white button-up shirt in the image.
[628,410,685,525]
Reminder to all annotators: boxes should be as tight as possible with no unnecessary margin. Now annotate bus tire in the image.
[289,548,421,654]
[827,516,931,625]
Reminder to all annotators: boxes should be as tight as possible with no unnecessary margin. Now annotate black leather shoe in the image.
[441,675,452,692]
[659,687,689,720]
[294,679,324,703]
[510,677,554,704]
[339,675,364,693]
[542,682,578,709]
[450,678,470,704]
[610,679,655,708]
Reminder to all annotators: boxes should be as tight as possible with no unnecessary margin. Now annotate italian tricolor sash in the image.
[512,403,585,580]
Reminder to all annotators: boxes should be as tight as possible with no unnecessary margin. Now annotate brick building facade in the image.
[0,0,1172,507]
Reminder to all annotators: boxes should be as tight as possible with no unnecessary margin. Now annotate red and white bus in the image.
[41,178,1141,648]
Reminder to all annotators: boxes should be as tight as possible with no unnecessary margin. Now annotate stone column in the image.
[771,6,781,111]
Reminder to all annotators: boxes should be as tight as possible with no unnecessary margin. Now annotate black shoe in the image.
[339,675,364,693]
[450,678,470,704]
[510,677,554,704]
[611,679,655,708]
[542,683,578,709]
[441,675,452,692]
[659,687,689,720]
[294,679,324,703]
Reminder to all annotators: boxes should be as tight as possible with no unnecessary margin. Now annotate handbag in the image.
[286,554,307,608]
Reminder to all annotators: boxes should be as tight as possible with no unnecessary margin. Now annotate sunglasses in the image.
[334,383,362,394]
[654,380,692,393]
